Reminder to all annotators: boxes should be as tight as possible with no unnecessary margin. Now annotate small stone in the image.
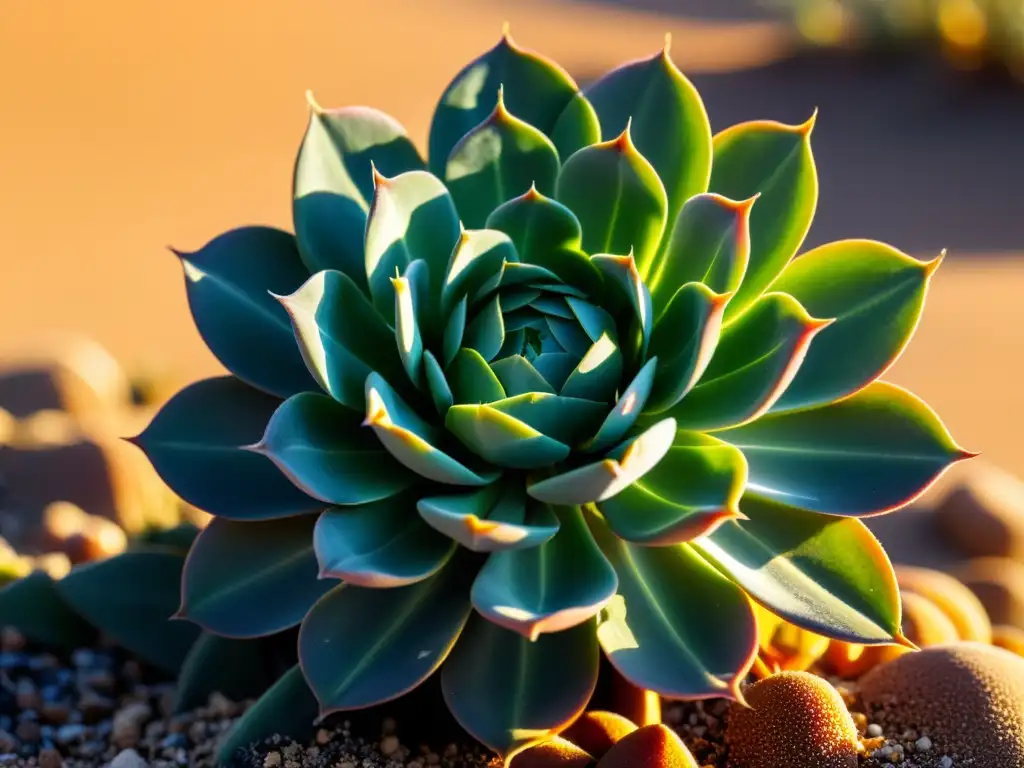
[0,734,15,754]
[314,729,330,746]
[915,736,932,751]
[186,720,206,743]
[380,735,399,756]
[15,720,40,743]
[263,752,282,768]
[938,757,954,768]
[82,669,116,692]
[16,680,42,711]
[40,701,71,725]
[37,747,63,768]
[112,701,152,748]
[70,649,95,669]
[0,628,25,652]
[206,692,237,718]
[109,748,149,768]
[55,724,85,745]
[77,689,115,721]
[867,724,883,737]
[159,733,187,750]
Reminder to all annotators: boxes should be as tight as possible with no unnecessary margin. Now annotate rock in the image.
[860,643,1024,768]
[895,564,992,642]
[111,701,152,748]
[956,557,1024,630]
[37,746,62,768]
[0,628,25,653]
[725,671,859,768]
[510,737,594,768]
[993,624,1024,657]
[595,725,698,768]
[934,462,1024,560]
[562,712,637,760]
[109,747,149,768]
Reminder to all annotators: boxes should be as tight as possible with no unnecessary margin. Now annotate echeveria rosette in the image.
[130,31,972,760]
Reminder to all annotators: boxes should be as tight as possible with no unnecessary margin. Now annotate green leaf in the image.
[314,495,457,587]
[485,189,603,297]
[646,282,730,413]
[277,268,408,410]
[596,431,747,545]
[428,31,585,175]
[566,298,616,343]
[712,381,972,515]
[418,482,559,552]
[663,292,830,431]
[471,505,616,639]
[393,259,427,387]
[129,377,319,520]
[487,392,608,446]
[179,515,330,638]
[218,665,319,766]
[0,571,96,649]
[364,170,460,324]
[555,130,667,270]
[364,373,496,486]
[254,392,413,505]
[446,347,506,404]
[528,418,677,505]
[56,549,201,675]
[583,358,658,453]
[442,229,516,316]
[560,333,623,403]
[423,350,454,416]
[550,91,602,161]
[769,240,941,412]
[293,100,425,286]
[463,295,505,362]
[695,494,904,644]
[136,523,200,553]
[533,352,578,391]
[444,89,560,229]
[446,404,570,469]
[546,316,593,358]
[444,296,468,367]
[710,116,818,320]
[173,632,280,713]
[299,556,475,713]
[649,193,754,313]
[588,516,756,699]
[592,253,654,366]
[583,45,712,249]
[441,614,599,759]
[176,227,315,399]
[490,355,555,396]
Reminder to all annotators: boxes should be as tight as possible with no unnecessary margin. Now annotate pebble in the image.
[109,747,149,768]
[111,700,152,748]
[38,746,63,768]
[915,735,932,751]
[938,757,954,768]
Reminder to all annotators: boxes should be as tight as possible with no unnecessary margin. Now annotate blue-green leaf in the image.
[486,392,607,446]
[423,350,454,416]
[561,333,623,403]
[583,357,658,453]
[446,347,506,404]
[490,355,555,396]
[446,403,570,469]
[392,259,428,387]
[0,571,95,649]
[463,295,505,362]
[442,228,516,316]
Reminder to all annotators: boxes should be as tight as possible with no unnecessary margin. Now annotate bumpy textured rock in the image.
[562,712,637,760]
[725,671,859,768]
[934,463,1024,560]
[510,737,594,768]
[895,564,992,642]
[860,643,1024,768]
[956,557,1024,630]
[596,725,698,768]
[992,625,1024,657]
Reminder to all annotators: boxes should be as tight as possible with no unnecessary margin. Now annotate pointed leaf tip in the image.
[924,249,947,276]
[305,89,323,114]
[663,31,673,55]
[798,108,818,137]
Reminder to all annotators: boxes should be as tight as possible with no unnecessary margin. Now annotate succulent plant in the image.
[131,29,971,760]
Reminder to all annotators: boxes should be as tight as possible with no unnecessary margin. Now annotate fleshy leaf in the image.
[299,556,475,713]
[443,297,468,367]
[254,392,413,505]
[463,295,505,362]
[663,292,830,431]
[423,350,455,416]
[532,352,577,391]
[591,253,654,366]
[0,571,96,649]
[471,505,617,639]
[364,170,460,324]
[588,517,757,700]
[649,194,754,312]
[710,116,818,320]
[560,333,623,403]
[173,632,283,713]
[417,482,560,552]
[447,347,506,404]
[446,404,570,469]
[646,282,730,413]
[393,259,427,387]
[364,373,496,486]
[176,227,315,398]
[56,549,201,675]
[769,240,941,412]
[490,355,555,396]
[428,31,585,175]
[583,358,658,453]
[179,515,331,638]
[486,392,607,445]
[527,418,677,505]
[314,496,456,587]
[277,268,408,410]
[441,614,599,759]
[583,44,712,251]
[293,100,424,285]
[596,431,747,545]
[129,377,320,520]
[445,87,560,229]
[555,129,667,271]
[566,297,616,343]
[550,91,602,161]
[442,229,516,316]
[695,494,904,644]
[712,381,971,515]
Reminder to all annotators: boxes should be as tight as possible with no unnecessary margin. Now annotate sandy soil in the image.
[0,0,1022,477]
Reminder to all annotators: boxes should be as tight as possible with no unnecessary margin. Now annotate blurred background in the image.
[1,0,1023,571]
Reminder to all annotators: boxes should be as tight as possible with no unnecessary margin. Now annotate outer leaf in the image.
[254,392,413,505]
[299,556,475,713]
[428,31,585,174]
[445,89,561,229]
[471,505,617,639]
[596,431,747,545]
[314,496,457,587]
[446,404,570,469]
[769,240,941,412]
[555,130,667,271]
[588,517,757,700]
[712,381,972,516]
[176,227,315,398]
[441,615,599,759]
[695,494,905,644]
[364,170,460,324]
[277,269,408,410]
[129,377,319,520]
[646,282,730,413]
[663,292,830,431]
[293,101,424,284]
[56,549,201,675]
[418,482,560,552]
[550,91,602,161]
[649,194,754,312]
[217,665,319,766]
[710,117,818,320]
[173,632,279,713]
[0,571,96,649]
[583,46,713,249]
[179,515,331,638]
[527,418,677,505]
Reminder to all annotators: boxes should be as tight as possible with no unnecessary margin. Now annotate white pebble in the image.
[916,736,933,751]
[939,757,954,768]
[867,723,883,737]
[109,749,148,768]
